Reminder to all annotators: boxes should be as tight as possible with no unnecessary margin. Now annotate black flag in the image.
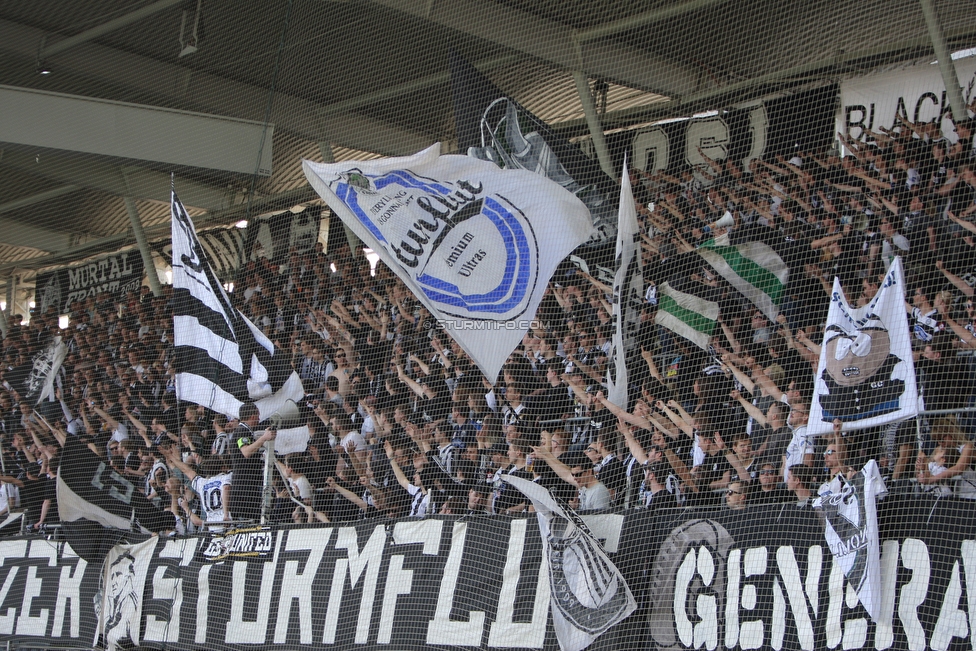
[57,436,175,562]
[450,50,619,265]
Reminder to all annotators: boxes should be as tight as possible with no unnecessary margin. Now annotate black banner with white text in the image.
[3,498,976,650]
[35,250,145,315]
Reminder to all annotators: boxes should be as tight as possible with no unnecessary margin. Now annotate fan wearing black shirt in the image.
[229,404,276,522]
[584,433,625,504]
[531,359,574,424]
[689,431,731,508]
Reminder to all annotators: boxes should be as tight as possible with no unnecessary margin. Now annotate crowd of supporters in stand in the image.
[4,112,976,535]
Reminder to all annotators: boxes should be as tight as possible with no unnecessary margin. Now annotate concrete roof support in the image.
[0,19,431,157]
[37,0,187,61]
[0,148,238,211]
[370,0,704,97]
[0,84,274,175]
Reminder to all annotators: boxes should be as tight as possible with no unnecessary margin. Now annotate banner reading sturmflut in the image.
[303,144,594,383]
[809,256,918,436]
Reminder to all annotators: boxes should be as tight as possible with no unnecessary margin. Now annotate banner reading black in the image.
[36,250,145,315]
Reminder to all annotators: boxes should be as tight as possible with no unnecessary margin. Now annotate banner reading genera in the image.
[36,250,145,314]
[3,502,976,651]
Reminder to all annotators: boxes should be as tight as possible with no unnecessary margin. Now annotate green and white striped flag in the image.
[655,282,719,350]
[697,239,788,321]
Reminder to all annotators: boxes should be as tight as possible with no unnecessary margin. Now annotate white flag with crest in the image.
[303,143,594,383]
[501,474,637,651]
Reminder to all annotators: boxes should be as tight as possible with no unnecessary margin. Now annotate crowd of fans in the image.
[3,111,976,535]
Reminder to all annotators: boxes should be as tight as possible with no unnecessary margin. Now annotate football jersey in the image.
[191,473,233,523]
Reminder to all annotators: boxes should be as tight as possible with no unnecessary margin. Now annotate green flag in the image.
[697,239,788,321]
[655,282,719,350]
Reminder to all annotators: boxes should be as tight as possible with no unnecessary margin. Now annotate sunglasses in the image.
[824,450,836,456]
[727,489,743,496]
[759,469,776,475]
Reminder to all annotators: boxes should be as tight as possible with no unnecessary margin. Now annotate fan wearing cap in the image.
[817,316,907,423]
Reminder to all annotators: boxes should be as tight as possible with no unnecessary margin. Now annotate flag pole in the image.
[261,437,275,525]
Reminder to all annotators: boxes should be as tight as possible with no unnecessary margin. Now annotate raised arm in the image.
[936,304,976,348]
[620,419,648,465]
[384,441,415,493]
[936,260,974,297]
[395,364,428,399]
[240,428,276,459]
[730,389,767,426]
[722,356,756,395]
[532,445,579,488]
[656,400,695,437]
[660,436,697,493]
[596,392,653,430]
[163,447,198,481]
[750,360,785,402]
[714,432,752,484]
[90,403,120,430]
[326,476,368,510]
[719,318,743,355]
[641,347,666,384]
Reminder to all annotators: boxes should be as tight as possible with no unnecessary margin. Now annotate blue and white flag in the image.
[809,256,918,435]
[606,159,642,408]
[303,144,594,383]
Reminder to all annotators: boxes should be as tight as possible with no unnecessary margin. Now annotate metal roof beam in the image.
[0,185,319,275]
[37,0,187,61]
[0,219,79,252]
[0,149,239,211]
[558,27,976,131]
[0,18,431,157]
[0,184,80,215]
[370,0,704,98]
[0,84,274,175]
[576,0,730,43]
[0,186,85,251]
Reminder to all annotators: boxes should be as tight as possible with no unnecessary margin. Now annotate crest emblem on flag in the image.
[305,144,593,383]
[328,165,537,318]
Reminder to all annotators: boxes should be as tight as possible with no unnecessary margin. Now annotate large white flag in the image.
[501,474,636,651]
[809,256,918,436]
[303,143,594,383]
[606,159,642,408]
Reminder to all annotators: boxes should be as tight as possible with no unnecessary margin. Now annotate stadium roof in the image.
[0,0,974,276]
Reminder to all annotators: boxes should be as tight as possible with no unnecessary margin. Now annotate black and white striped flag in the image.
[171,189,305,420]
